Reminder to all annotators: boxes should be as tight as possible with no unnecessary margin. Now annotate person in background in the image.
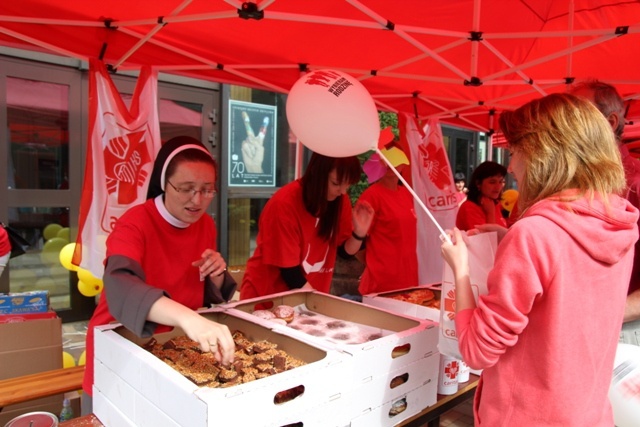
[454,172,468,207]
[357,148,418,296]
[441,93,638,426]
[0,226,9,277]
[570,79,640,346]
[240,152,374,300]
[455,161,507,231]
[82,136,237,415]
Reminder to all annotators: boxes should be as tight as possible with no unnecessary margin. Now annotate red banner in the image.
[399,114,458,285]
[73,59,161,277]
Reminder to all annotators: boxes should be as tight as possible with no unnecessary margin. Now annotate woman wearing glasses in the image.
[455,160,508,231]
[82,136,236,415]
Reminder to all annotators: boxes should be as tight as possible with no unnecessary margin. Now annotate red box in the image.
[0,310,58,324]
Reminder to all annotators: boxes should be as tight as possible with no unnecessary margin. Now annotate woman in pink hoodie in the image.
[441,93,639,426]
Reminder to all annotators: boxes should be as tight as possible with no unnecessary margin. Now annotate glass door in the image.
[0,57,91,321]
[0,55,220,322]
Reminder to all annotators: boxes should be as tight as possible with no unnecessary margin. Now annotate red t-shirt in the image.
[456,199,507,231]
[83,198,217,395]
[241,180,352,299]
[0,227,10,257]
[358,183,418,295]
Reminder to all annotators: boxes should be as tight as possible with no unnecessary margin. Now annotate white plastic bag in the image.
[438,231,497,359]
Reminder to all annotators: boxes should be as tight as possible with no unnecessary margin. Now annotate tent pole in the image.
[375,147,451,244]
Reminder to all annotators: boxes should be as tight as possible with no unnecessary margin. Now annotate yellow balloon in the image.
[40,237,68,265]
[56,227,70,241]
[63,351,76,368]
[43,223,63,241]
[43,237,68,252]
[78,350,86,366]
[77,268,103,287]
[59,243,79,271]
[78,279,103,297]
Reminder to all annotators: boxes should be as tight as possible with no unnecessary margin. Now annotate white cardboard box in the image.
[348,352,439,420]
[363,285,442,323]
[227,290,439,385]
[93,309,350,427]
[349,379,439,427]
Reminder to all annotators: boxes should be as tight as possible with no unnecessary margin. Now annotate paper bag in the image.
[438,231,498,359]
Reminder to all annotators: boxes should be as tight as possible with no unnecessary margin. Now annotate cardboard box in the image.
[0,316,62,379]
[93,309,350,427]
[349,379,439,427]
[227,290,439,386]
[0,291,49,314]
[0,316,63,425]
[348,352,439,420]
[363,285,442,323]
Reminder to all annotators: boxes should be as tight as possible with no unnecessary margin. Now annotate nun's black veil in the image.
[146,136,209,200]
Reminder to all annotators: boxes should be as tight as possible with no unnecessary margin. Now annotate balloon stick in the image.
[375,147,453,245]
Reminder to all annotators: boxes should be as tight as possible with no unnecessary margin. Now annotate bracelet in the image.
[352,231,366,241]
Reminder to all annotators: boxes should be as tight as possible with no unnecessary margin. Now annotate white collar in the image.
[154,195,190,229]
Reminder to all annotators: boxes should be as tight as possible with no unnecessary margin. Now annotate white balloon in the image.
[609,343,640,427]
[286,69,379,157]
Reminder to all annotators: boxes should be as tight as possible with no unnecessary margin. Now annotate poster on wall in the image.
[228,100,277,187]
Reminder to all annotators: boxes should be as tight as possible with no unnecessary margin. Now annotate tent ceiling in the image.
[1,0,640,136]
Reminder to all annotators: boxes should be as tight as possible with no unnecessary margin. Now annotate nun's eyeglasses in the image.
[166,180,216,199]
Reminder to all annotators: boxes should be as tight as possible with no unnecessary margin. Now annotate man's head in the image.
[570,79,626,142]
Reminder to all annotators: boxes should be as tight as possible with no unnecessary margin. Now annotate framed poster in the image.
[228,100,277,187]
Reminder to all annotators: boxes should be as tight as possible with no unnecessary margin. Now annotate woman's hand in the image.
[352,200,374,237]
[192,249,227,282]
[179,311,235,366]
[440,228,470,279]
[148,298,235,366]
[479,196,495,215]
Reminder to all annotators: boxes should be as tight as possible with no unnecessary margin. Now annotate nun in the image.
[81,136,236,415]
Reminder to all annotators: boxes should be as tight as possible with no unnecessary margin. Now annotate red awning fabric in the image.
[1,0,640,135]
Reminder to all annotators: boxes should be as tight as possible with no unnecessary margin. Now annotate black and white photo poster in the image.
[228,100,277,187]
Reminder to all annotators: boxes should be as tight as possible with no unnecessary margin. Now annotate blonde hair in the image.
[499,93,625,214]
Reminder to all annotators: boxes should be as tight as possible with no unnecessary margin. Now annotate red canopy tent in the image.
[1,0,640,137]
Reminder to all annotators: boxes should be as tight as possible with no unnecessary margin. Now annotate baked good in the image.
[252,309,276,320]
[389,397,407,416]
[147,331,306,388]
[272,305,295,323]
[386,288,439,308]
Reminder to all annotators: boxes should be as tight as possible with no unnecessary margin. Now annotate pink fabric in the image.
[620,143,640,295]
[455,193,638,426]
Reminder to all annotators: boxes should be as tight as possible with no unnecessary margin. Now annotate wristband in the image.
[352,231,366,241]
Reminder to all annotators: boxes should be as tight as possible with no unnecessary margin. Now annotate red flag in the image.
[399,114,458,284]
[73,59,161,278]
